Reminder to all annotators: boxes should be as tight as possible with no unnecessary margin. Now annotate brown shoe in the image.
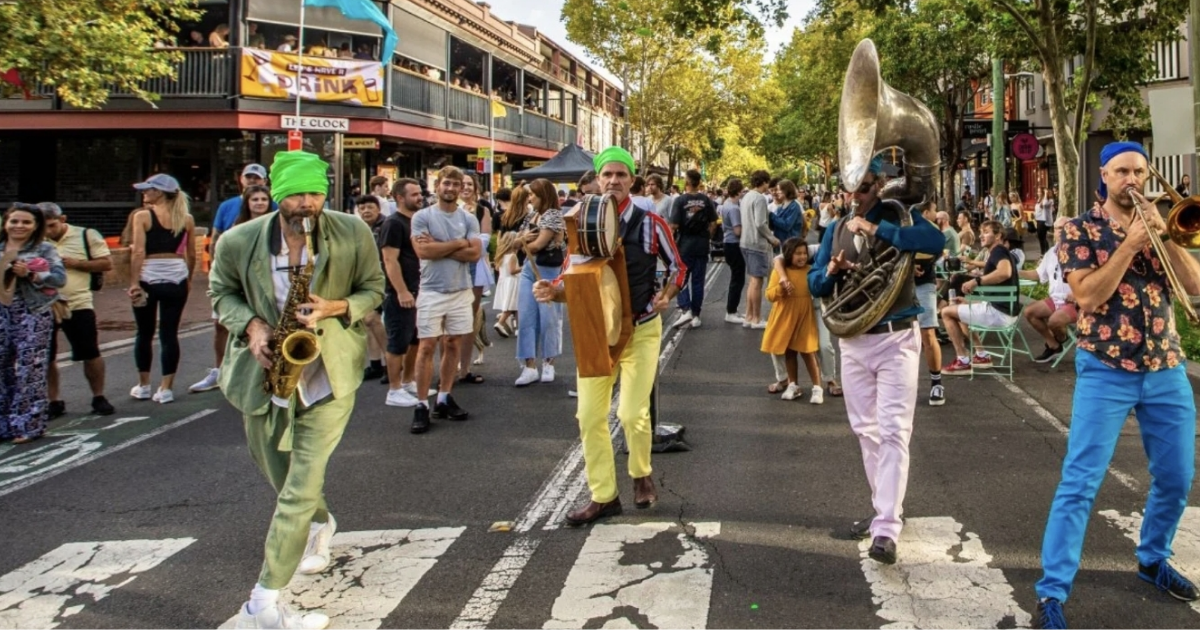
[564,498,622,527]
[633,476,657,509]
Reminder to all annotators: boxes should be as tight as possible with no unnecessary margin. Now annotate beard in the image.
[282,208,316,233]
[439,191,458,204]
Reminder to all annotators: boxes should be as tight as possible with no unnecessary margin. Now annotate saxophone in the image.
[263,217,322,398]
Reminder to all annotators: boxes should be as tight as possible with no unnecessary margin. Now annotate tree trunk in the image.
[1042,63,1080,217]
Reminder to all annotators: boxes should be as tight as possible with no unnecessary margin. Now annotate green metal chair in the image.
[965,285,1032,380]
[1050,325,1078,369]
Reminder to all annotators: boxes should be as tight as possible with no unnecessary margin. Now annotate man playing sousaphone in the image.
[533,146,686,526]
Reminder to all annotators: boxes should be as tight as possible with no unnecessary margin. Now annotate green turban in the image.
[270,150,330,203]
[593,146,636,176]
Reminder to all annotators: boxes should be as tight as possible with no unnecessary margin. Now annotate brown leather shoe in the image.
[633,476,657,509]
[564,498,622,527]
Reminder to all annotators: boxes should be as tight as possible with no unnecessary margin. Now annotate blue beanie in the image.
[868,155,886,176]
[1097,141,1148,201]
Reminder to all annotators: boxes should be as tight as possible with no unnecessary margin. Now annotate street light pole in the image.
[992,57,1006,198]
[1192,0,1200,182]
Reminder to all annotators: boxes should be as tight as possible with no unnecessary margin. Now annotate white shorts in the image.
[417,289,474,339]
[956,302,1017,328]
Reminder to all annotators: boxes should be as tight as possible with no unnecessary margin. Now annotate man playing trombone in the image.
[1034,141,1200,629]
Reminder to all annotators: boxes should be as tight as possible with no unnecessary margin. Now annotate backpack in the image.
[80,228,104,291]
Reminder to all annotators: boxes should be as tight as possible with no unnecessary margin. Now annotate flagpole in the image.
[295,1,305,122]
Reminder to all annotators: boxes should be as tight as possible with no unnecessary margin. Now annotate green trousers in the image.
[244,393,354,589]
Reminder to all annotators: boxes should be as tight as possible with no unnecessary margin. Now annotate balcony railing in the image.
[448,86,488,127]
[111,47,234,97]
[494,101,521,134]
[391,67,445,118]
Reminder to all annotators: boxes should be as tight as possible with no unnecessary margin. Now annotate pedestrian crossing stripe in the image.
[1101,506,1200,617]
[218,527,465,630]
[0,537,195,628]
[858,517,1030,628]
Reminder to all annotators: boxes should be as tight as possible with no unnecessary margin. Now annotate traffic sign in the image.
[287,129,303,151]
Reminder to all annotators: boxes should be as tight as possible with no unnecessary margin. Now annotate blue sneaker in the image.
[1035,598,1066,629]
[1139,559,1200,601]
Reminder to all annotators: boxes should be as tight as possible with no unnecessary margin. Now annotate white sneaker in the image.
[235,601,329,629]
[689,316,701,329]
[751,320,768,330]
[386,389,419,408]
[515,367,539,387]
[724,313,744,324]
[809,385,824,405]
[130,384,152,400]
[401,382,418,397]
[151,388,174,404]
[540,364,555,383]
[674,311,694,328]
[297,514,336,575]
[188,367,221,393]
[742,319,752,328]
[568,390,578,398]
[781,382,802,401]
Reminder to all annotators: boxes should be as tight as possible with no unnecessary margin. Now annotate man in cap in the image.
[533,146,686,526]
[192,163,274,394]
[1033,141,1200,629]
[808,155,945,565]
[210,150,384,629]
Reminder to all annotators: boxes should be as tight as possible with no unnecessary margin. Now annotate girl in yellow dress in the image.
[762,237,823,402]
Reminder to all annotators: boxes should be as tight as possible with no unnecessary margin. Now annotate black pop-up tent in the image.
[510,143,596,183]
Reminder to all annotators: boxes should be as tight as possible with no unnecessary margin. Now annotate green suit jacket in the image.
[209,210,385,416]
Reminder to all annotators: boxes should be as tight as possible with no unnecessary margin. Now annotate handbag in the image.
[81,228,104,291]
[535,244,565,268]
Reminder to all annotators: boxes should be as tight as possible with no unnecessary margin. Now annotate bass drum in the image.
[567,194,620,258]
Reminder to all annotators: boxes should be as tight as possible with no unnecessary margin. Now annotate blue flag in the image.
[304,0,397,62]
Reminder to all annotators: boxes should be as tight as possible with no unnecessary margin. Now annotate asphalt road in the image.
[3,262,1200,629]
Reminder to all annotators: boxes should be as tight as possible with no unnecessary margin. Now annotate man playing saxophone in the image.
[1034,141,1200,630]
[210,150,384,629]
[808,156,944,565]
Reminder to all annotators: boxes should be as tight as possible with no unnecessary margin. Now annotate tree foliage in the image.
[0,0,201,108]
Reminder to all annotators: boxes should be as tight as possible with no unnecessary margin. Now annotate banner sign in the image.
[241,48,384,108]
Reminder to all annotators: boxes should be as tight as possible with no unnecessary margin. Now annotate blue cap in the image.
[133,173,180,193]
[868,156,886,176]
[1096,141,1149,201]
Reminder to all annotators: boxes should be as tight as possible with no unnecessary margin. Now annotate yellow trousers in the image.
[575,316,661,503]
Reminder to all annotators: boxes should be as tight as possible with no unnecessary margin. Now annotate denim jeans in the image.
[676,253,709,316]
[517,261,563,361]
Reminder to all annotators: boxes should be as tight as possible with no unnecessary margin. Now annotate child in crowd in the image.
[491,231,521,338]
[762,237,823,403]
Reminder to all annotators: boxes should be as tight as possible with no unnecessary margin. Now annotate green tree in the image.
[0,0,201,108]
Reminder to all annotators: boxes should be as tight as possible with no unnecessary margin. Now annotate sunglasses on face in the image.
[845,179,876,194]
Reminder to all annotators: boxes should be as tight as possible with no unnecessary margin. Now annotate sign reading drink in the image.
[241,48,384,108]
[280,115,350,132]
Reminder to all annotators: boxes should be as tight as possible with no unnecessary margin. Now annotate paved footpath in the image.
[5,262,1200,629]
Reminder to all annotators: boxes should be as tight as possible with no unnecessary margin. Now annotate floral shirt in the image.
[1058,204,1183,372]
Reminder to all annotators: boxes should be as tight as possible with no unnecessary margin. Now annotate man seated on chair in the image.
[1020,216,1077,364]
[941,220,1020,375]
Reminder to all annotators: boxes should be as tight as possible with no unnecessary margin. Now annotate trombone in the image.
[1128,164,1200,324]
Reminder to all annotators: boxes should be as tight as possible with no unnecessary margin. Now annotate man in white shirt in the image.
[1021,217,1076,363]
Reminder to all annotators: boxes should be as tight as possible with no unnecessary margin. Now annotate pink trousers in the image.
[838,322,921,540]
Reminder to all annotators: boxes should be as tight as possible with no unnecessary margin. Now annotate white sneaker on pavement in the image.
[151,388,174,404]
[540,364,555,383]
[781,383,802,401]
[674,312,694,328]
[742,319,752,328]
[751,320,768,330]
[130,384,152,400]
[401,382,417,397]
[189,367,221,393]
[809,385,824,405]
[689,316,701,329]
[724,313,744,324]
[234,601,329,629]
[515,367,539,387]
[386,389,419,407]
[297,514,336,575]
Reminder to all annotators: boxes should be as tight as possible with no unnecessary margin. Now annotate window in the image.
[1149,39,1181,82]
[1148,153,1185,197]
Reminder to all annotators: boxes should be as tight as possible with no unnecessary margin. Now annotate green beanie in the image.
[270,151,330,203]
[593,146,636,176]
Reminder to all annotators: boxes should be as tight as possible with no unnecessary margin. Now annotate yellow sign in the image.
[477,147,493,158]
[344,137,380,150]
[523,160,546,168]
[469,152,506,163]
[240,48,384,108]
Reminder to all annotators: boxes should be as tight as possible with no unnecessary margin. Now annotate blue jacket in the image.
[808,201,945,323]
[769,200,802,243]
[1,240,67,314]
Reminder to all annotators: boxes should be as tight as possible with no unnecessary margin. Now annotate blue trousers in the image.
[676,254,709,316]
[517,261,563,361]
[1036,350,1196,602]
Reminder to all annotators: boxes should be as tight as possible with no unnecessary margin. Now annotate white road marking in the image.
[996,378,1139,493]
[449,265,724,629]
[858,517,1030,629]
[218,528,464,630]
[0,409,217,499]
[0,538,195,628]
[543,522,720,630]
[1100,507,1200,615]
